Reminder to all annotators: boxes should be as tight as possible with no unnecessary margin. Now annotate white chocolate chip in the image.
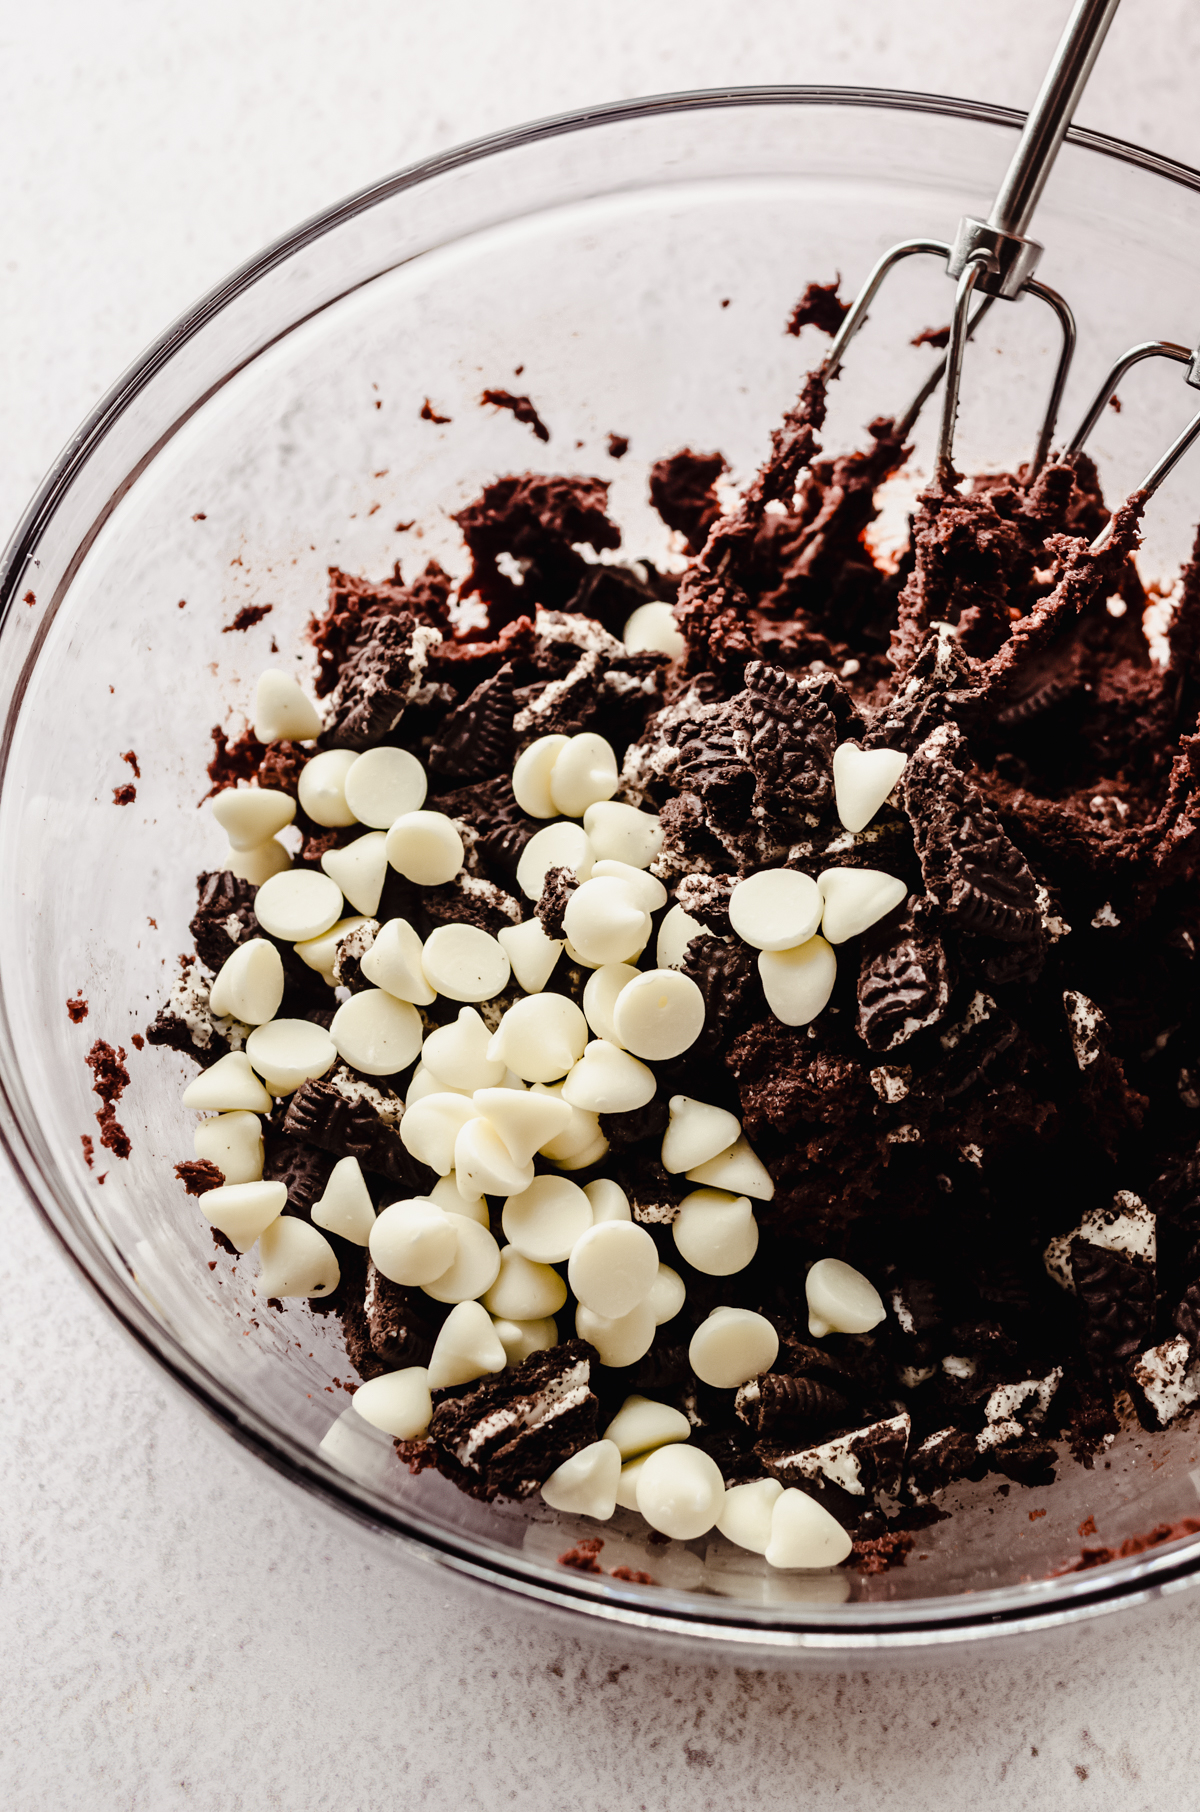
[427,1299,507,1389]
[351,1366,432,1439]
[502,1173,593,1264]
[805,1257,886,1337]
[428,1174,489,1224]
[183,1051,273,1112]
[298,748,359,827]
[562,877,651,966]
[225,840,292,885]
[399,1092,480,1176]
[672,1188,759,1276]
[258,1215,340,1297]
[193,1110,264,1185]
[496,918,564,994]
[582,963,639,1045]
[515,821,595,899]
[199,1179,285,1249]
[211,786,296,851]
[245,1018,338,1093]
[661,1095,741,1175]
[818,867,908,945]
[254,869,344,942]
[764,1487,852,1569]
[531,1081,608,1169]
[716,1477,783,1555]
[584,1178,632,1223]
[207,938,284,1025]
[656,902,710,969]
[635,1444,725,1540]
[590,860,667,914]
[729,869,822,952]
[614,1452,650,1511]
[832,743,908,835]
[686,1134,775,1201]
[343,746,427,828]
[321,832,390,917]
[471,1087,572,1167]
[420,923,511,1002]
[294,916,370,984]
[575,1297,657,1369]
[361,917,437,1005]
[582,800,664,869]
[454,1116,535,1198]
[568,1220,659,1318]
[548,731,619,818]
[422,1007,506,1092]
[488,993,589,1082]
[647,1262,686,1325]
[541,1438,622,1520]
[329,989,423,1077]
[492,1315,560,1367]
[254,668,322,743]
[612,968,705,1061]
[421,1214,502,1304]
[311,1154,376,1245]
[512,733,571,819]
[688,1307,779,1389]
[561,1040,656,1114]
[482,1247,568,1320]
[603,1394,691,1460]
[385,810,464,886]
[370,1197,459,1286]
[757,936,837,1026]
[623,600,685,660]
[406,1063,464,1105]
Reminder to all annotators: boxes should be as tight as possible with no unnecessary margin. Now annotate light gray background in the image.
[6,3,1200,1806]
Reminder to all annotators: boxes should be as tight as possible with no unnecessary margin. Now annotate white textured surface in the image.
[7,2,1200,1805]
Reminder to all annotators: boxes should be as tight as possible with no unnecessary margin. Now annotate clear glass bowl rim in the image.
[8,84,1200,1659]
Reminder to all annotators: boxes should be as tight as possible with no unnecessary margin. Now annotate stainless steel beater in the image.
[823,0,1122,489]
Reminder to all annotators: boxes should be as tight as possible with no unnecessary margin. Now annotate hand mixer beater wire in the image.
[823,0,1120,488]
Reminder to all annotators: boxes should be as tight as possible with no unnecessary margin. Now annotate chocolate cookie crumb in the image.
[649,449,727,553]
[85,1040,132,1161]
[848,1531,915,1574]
[607,433,629,459]
[421,399,452,424]
[480,389,551,443]
[175,1159,224,1196]
[112,784,136,806]
[912,324,951,350]
[120,750,141,778]
[80,1134,94,1168]
[66,996,88,1023]
[222,604,274,633]
[786,278,850,338]
[559,1538,604,1573]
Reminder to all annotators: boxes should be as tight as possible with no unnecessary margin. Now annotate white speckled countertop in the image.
[7,4,1200,1805]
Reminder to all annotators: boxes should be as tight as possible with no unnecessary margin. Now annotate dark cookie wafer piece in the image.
[901,725,1044,944]
[189,870,258,974]
[324,611,439,749]
[363,1262,446,1367]
[282,1080,436,1193]
[428,661,517,780]
[264,1137,333,1218]
[856,902,951,1052]
[535,865,577,941]
[428,1340,600,1501]
[309,562,452,695]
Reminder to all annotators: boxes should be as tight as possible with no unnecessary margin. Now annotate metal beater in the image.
[823,0,1161,517]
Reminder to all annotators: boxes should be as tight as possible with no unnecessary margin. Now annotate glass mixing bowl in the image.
[7,88,1200,1665]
